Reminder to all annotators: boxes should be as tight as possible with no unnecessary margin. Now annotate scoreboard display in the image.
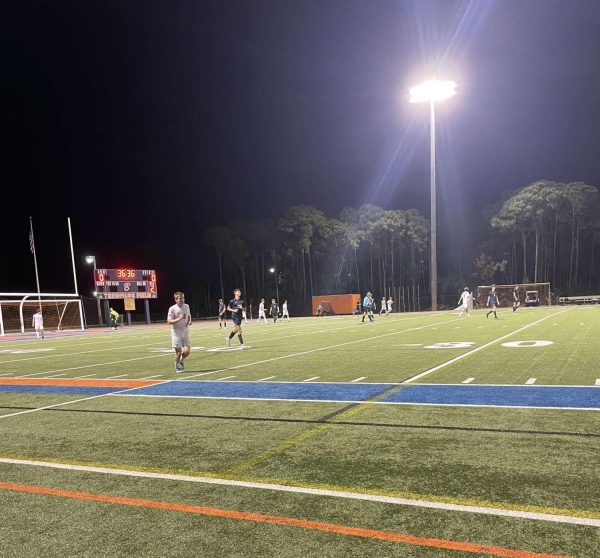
[94,269,158,299]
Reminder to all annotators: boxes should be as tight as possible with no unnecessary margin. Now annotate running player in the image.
[167,291,192,373]
[486,285,499,319]
[457,287,471,317]
[32,309,44,339]
[379,297,387,316]
[218,298,227,328]
[226,288,247,348]
[257,298,268,324]
[386,297,393,314]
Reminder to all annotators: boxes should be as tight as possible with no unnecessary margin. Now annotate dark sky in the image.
[2,0,600,303]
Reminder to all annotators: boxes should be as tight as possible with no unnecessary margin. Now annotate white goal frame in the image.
[0,292,85,336]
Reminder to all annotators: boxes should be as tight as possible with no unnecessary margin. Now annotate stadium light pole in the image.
[409,79,456,311]
[269,267,279,304]
[85,255,103,326]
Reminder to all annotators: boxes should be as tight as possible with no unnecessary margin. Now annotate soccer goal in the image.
[476,283,551,308]
[0,293,85,336]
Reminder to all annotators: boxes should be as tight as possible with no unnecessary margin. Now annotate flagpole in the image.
[68,218,79,295]
[29,217,42,313]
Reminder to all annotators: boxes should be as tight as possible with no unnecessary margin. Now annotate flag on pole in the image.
[29,225,35,254]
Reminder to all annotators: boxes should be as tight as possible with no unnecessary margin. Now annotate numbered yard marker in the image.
[501,340,554,348]
[424,342,476,349]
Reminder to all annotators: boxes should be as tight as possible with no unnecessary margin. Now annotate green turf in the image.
[0,306,599,557]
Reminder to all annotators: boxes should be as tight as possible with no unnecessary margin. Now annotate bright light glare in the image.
[269,267,275,273]
[409,80,457,103]
[85,255,95,264]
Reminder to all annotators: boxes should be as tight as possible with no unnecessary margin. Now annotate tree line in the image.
[200,180,599,315]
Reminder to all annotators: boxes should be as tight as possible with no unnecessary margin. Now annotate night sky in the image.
[2,0,600,307]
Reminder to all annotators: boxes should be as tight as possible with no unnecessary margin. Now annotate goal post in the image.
[476,283,551,308]
[0,292,85,336]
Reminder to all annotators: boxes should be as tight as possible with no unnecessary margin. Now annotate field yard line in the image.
[0,340,175,365]
[0,380,166,421]
[191,315,460,378]
[0,482,576,558]
[0,457,598,529]
[402,307,575,384]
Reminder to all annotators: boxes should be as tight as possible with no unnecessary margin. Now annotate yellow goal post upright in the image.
[0,292,85,336]
[476,283,551,308]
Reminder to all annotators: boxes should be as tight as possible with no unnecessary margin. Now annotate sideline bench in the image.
[557,295,600,304]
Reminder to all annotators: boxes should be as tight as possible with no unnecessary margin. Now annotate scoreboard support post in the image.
[144,300,151,324]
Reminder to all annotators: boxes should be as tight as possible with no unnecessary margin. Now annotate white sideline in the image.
[0,457,598,528]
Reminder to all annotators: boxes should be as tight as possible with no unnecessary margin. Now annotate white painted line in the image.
[1,457,598,528]
[0,373,14,377]
[45,374,66,378]
[257,376,276,382]
[351,377,367,382]
[402,307,574,384]
[525,378,537,385]
[216,376,236,381]
[303,377,320,382]
[462,378,475,384]
[595,379,600,386]
[74,374,98,378]
[141,375,163,380]
[107,374,129,379]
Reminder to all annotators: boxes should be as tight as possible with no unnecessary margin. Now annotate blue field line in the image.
[122,381,600,409]
[2,381,599,409]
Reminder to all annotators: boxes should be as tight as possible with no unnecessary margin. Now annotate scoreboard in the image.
[94,269,158,300]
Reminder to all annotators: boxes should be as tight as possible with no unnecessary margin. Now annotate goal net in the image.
[476,283,551,308]
[0,293,84,335]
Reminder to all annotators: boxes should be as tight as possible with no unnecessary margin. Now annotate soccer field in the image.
[0,306,599,557]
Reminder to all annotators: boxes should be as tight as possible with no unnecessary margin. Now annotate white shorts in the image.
[171,331,190,349]
[258,311,266,318]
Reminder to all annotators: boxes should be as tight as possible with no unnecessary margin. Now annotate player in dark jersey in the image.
[226,288,247,348]
[486,285,499,319]
[270,298,279,324]
[512,287,520,313]
[218,298,226,328]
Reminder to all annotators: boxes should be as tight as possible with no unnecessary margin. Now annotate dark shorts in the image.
[232,317,242,327]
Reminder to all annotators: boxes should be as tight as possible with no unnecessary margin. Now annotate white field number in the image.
[424,341,553,349]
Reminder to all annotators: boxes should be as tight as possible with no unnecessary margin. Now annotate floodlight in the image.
[409,80,456,104]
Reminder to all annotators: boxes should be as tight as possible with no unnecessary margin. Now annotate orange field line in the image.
[0,378,159,388]
[0,481,571,558]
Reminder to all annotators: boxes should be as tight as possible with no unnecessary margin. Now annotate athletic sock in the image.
[238,335,244,344]
[229,331,235,339]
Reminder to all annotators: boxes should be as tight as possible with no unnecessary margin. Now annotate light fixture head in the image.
[409,80,457,103]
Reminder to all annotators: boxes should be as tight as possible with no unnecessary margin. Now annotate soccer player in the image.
[218,298,227,328]
[486,285,499,319]
[316,303,323,317]
[32,309,44,339]
[226,288,247,348]
[281,300,290,321]
[167,291,192,373]
[379,297,387,316]
[109,307,120,330]
[512,287,521,312]
[361,292,374,323]
[257,298,268,324]
[270,298,279,324]
[386,297,393,314]
[457,287,472,317]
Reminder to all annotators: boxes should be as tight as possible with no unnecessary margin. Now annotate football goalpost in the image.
[0,292,84,336]
[476,282,551,307]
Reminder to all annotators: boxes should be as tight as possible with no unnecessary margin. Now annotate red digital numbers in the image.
[117,269,136,278]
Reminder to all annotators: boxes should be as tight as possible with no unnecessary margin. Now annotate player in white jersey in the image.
[257,298,268,324]
[32,310,44,339]
[379,297,387,316]
[281,300,290,321]
[457,287,472,317]
[386,297,393,314]
[167,291,192,373]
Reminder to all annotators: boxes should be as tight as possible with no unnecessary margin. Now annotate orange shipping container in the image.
[312,294,361,316]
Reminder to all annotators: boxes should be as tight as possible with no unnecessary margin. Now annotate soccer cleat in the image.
[241,344,246,349]
[175,362,183,373]
[226,337,231,347]
[180,360,185,371]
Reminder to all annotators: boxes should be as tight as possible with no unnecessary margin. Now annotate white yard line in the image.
[0,457,598,528]
[140,375,163,380]
[257,376,276,382]
[462,378,475,384]
[303,377,320,382]
[402,307,574,384]
[525,378,537,385]
[107,374,129,379]
[215,376,236,381]
[351,377,367,382]
[74,374,98,378]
